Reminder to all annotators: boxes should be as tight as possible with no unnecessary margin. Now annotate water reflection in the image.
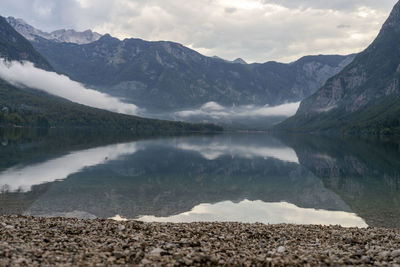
[0,142,140,192]
[0,130,399,228]
[176,141,298,162]
[280,134,400,228]
[138,200,367,228]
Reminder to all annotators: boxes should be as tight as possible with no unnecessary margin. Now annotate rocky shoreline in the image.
[1,215,400,266]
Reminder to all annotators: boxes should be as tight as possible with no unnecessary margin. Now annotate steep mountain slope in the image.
[278,1,400,134]
[0,16,220,132]
[0,17,52,71]
[6,17,101,44]
[23,29,354,112]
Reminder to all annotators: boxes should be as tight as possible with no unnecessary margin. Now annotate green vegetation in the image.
[279,96,400,135]
[0,79,222,132]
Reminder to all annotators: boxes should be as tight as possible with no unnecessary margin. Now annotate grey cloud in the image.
[225,7,237,14]
[0,0,398,62]
[266,0,395,11]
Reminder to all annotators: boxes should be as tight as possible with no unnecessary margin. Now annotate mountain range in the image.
[278,0,400,134]
[6,16,355,114]
[3,0,400,134]
[0,16,220,132]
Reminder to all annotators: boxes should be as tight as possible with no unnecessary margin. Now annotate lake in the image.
[0,128,399,228]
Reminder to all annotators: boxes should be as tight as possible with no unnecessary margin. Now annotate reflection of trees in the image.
[23,137,350,220]
[0,183,50,215]
[0,128,171,215]
[279,134,400,228]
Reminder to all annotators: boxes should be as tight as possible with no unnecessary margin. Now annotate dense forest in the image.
[0,80,222,132]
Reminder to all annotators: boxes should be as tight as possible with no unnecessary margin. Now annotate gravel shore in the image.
[1,215,400,266]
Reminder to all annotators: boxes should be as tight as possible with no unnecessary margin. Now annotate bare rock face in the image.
[278,0,400,133]
[6,17,102,44]
[48,29,102,45]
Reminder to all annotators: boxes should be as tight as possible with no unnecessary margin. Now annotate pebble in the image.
[277,246,286,253]
[392,249,400,258]
[1,223,14,230]
[380,251,390,258]
[150,248,165,256]
[0,215,399,266]
[361,255,370,263]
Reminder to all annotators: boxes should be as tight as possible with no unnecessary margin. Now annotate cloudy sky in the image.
[0,0,397,62]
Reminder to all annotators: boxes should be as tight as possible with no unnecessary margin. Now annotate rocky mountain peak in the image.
[6,16,41,41]
[6,16,102,44]
[97,34,120,44]
[49,28,102,44]
[233,58,247,64]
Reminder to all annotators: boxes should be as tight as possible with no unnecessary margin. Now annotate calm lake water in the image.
[1,129,399,228]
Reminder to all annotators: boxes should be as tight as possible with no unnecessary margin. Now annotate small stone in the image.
[379,251,390,258]
[113,252,124,259]
[141,258,151,264]
[165,243,175,249]
[3,224,14,230]
[184,259,193,265]
[277,246,286,253]
[150,248,165,256]
[361,256,370,263]
[392,249,400,258]
[118,225,126,231]
[107,256,116,262]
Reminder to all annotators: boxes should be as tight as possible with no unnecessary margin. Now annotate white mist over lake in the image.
[175,101,300,119]
[0,59,140,115]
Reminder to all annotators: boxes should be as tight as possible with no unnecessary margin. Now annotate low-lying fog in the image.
[0,59,140,115]
[0,59,300,129]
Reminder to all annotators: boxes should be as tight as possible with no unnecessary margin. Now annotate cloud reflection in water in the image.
[138,199,368,228]
[0,142,140,192]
